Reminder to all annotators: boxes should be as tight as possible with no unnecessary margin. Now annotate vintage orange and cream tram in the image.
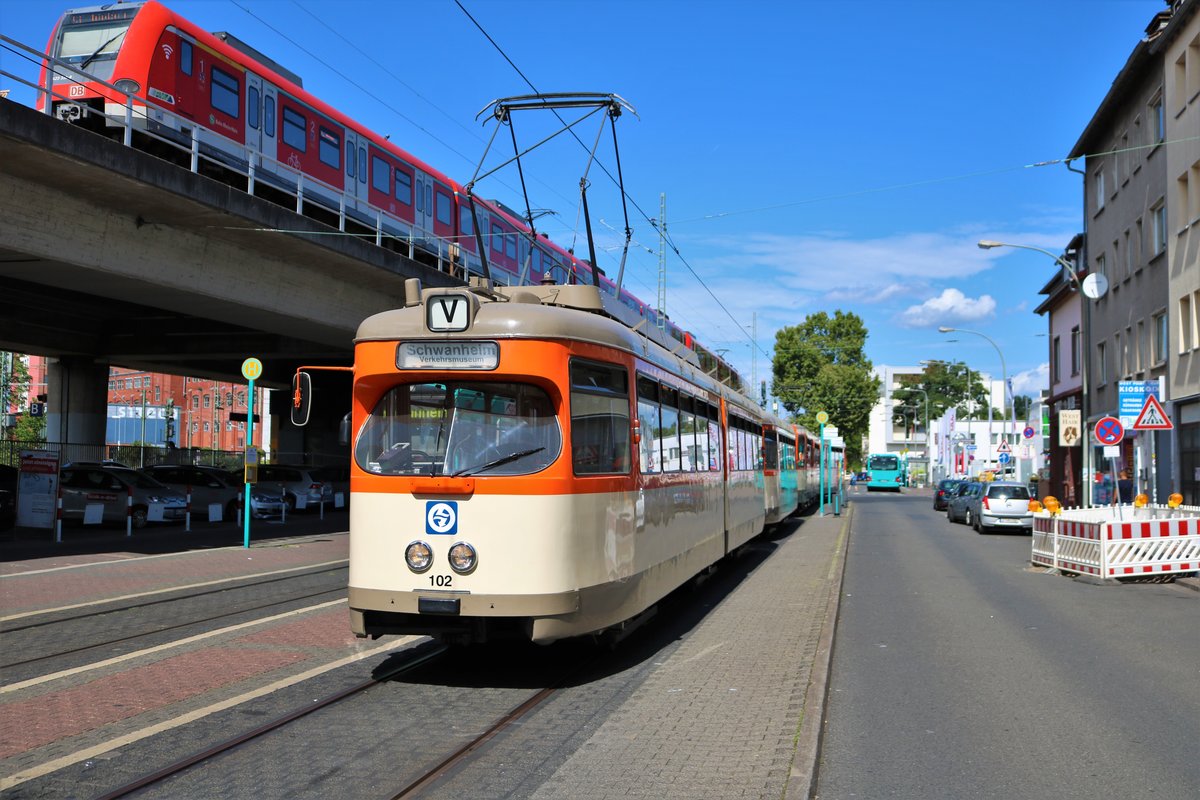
[294,277,815,644]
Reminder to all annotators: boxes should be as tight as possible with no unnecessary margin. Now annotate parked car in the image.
[946,481,982,525]
[970,481,1034,534]
[309,465,350,508]
[59,465,186,528]
[933,478,963,511]
[144,465,284,520]
[254,464,333,512]
[0,464,16,530]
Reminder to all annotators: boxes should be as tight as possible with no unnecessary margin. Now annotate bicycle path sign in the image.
[1094,416,1124,446]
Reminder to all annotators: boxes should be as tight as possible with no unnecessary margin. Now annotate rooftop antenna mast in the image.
[470,93,637,288]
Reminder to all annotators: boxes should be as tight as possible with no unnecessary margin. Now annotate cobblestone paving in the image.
[528,512,847,800]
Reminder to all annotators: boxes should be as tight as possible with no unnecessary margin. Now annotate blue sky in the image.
[0,0,1164,398]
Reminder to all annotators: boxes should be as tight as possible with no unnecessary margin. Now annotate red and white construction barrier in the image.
[1032,506,1200,579]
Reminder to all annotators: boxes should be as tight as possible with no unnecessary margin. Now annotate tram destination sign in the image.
[397,341,499,370]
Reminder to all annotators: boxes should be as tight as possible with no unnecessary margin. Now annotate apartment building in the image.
[1067,0,1199,501]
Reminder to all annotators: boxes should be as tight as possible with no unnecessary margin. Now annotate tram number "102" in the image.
[429,574,453,587]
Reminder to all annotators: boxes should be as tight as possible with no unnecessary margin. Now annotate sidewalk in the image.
[531,505,852,800]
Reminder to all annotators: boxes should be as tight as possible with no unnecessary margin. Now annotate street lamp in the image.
[978,239,1092,505]
[939,326,1012,477]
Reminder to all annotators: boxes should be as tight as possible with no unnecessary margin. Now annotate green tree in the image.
[771,311,879,467]
[2,352,46,443]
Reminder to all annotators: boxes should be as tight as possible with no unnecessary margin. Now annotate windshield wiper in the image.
[452,447,545,478]
[79,30,127,70]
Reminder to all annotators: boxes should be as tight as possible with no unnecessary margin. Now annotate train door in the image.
[343,130,368,212]
[413,171,433,241]
[245,73,263,154]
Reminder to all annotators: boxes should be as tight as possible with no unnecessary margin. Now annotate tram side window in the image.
[660,386,681,472]
[763,428,778,471]
[264,96,275,137]
[570,360,630,475]
[211,66,239,118]
[636,376,661,474]
[679,396,697,472]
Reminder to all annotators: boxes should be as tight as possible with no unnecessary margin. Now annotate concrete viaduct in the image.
[0,97,459,458]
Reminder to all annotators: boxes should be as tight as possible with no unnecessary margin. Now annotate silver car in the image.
[255,464,333,512]
[60,465,186,528]
[144,465,284,520]
[970,481,1034,534]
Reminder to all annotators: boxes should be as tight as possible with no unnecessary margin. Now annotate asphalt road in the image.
[815,490,1199,800]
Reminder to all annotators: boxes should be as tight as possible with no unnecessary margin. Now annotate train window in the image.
[678,398,697,472]
[211,67,240,118]
[436,191,452,226]
[426,186,433,217]
[492,225,505,254]
[248,85,260,130]
[356,382,560,478]
[358,148,366,183]
[371,155,390,194]
[459,206,473,237]
[180,40,193,76]
[505,234,517,260]
[570,360,630,476]
[395,170,412,205]
[264,96,275,137]
[282,107,306,151]
[318,127,340,169]
[345,141,354,177]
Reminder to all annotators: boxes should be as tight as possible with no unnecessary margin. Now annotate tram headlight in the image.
[448,541,477,574]
[405,541,433,573]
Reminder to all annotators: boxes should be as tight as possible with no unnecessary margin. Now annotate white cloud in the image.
[896,288,996,328]
[1011,363,1049,398]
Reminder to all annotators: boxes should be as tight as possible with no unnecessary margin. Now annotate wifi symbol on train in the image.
[161,43,174,59]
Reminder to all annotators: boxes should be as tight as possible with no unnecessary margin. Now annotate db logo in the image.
[69,85,85,97]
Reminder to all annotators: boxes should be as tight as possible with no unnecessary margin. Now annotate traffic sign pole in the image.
[241,358,263,549]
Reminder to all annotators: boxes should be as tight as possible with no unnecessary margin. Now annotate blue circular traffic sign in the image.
[1094,416,1124,446]
[1023,426,1035,440]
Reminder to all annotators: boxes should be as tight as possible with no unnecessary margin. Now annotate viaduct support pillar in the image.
[45,357,109,461]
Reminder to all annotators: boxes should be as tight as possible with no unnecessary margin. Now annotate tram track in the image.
[0,585,346,673]
[88,643,451,800]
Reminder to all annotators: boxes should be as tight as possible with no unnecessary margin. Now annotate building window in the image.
[1137,319,1146,373]
[203,395,211,409]
[1094,167,1106,211]
[1070,326,1080,376]
[1152,202,1167,255]
[1154,311,1169,364]
[1097,341,1108,385]
[1150,92,1165,143]
[1051,336,1061,383]
[1094,253,1106,281]
[1123,230,1132,278]
[1182,296,1195,354]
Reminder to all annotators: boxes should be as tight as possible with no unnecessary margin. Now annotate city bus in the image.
[866,453,905,492]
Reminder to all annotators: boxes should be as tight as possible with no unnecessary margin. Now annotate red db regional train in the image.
[36,1,742,380]
[293,278,837,644]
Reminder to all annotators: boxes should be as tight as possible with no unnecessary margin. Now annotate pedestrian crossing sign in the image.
[1132,395,1173,430]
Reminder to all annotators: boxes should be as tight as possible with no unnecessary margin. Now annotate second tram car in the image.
[295,278,816,644]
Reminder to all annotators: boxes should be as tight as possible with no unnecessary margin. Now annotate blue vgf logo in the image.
[425,501,458,535]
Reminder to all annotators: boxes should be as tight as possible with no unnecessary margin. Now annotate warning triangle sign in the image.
[996,439,1012,454]
[1132,395,1173,430]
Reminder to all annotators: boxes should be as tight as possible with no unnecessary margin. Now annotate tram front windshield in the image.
[356,382,561,477]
